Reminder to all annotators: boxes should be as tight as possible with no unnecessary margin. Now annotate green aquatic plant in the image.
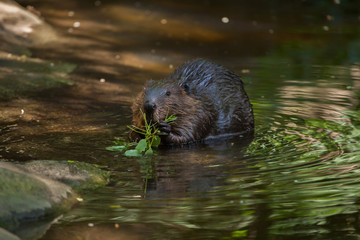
[106,110,177,157]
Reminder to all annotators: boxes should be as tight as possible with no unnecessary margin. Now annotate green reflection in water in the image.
[42,109,360,240]
[239,110,360,239]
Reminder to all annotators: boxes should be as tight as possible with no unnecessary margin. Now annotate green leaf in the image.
[145,148,153,155]
[135,139,147,153]
[232,230,248,238]
[165,115,177,123]
[113,140,127,145]
[124,149,142,157]
[127,125,146,134]
[106,146,126,152]
[152,135,161,147]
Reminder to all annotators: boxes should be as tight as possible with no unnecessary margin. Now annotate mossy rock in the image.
[0,53,75,100]
[22,160,110,193]
[0,160,109,232]
[0,0,75,100]
[0,162,76,231]
[0,227,21,240]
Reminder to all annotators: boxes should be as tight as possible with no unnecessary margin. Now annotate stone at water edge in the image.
[0,227,21,240]
[0,160,109,232]
[0,162,76,231]
[22,160,110,193]
[0,0,75,101]
[0,0,57,49]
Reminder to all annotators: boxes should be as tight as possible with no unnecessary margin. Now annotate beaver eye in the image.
[183,84,190,94]
[165,91,171,96]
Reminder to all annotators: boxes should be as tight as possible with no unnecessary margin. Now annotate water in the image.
[2,0,360,239]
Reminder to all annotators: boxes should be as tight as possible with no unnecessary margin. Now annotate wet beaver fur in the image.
[130,59,254,144]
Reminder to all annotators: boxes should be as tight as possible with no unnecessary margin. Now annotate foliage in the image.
[106,111,177,157]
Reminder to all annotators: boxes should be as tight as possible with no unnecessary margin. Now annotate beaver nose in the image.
[144,101,156,115]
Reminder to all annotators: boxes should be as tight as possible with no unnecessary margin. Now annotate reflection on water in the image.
[2,0,360,239]
[254,64,360,121]
[41,108,360,240]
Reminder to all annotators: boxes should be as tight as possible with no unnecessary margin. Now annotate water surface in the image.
[2,0,360,239]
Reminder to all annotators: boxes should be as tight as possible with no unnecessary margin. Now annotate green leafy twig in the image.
[106,110,177,157]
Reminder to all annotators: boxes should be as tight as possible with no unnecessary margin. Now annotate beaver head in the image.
[141,79,193,124]
[130,77,211,144]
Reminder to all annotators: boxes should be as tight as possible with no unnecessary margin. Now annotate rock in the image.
[0,227,21,240]
[0,0,75,100]
[0,0,57,52]
[13,216,60,240]
[22,160,110,193]
[0,55,75,100]
[0,160,109,234]
[0,53,75,100]
[0,162,76,231]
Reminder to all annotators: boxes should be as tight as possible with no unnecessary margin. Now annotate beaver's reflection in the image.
[143,134,254,199]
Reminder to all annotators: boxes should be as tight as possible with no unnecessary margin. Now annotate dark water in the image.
[3,0,360,239]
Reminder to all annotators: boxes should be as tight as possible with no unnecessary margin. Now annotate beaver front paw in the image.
[129,130,142,142]
[158,121,171,134]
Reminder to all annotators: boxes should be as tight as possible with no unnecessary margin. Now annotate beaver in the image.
[129,59,254,144]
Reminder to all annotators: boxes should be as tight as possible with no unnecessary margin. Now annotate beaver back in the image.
[166,59,254,136]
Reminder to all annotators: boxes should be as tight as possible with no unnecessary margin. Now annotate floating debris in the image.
[326,15,333,21]
[221,17,229,23]
[73,21,80,28]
